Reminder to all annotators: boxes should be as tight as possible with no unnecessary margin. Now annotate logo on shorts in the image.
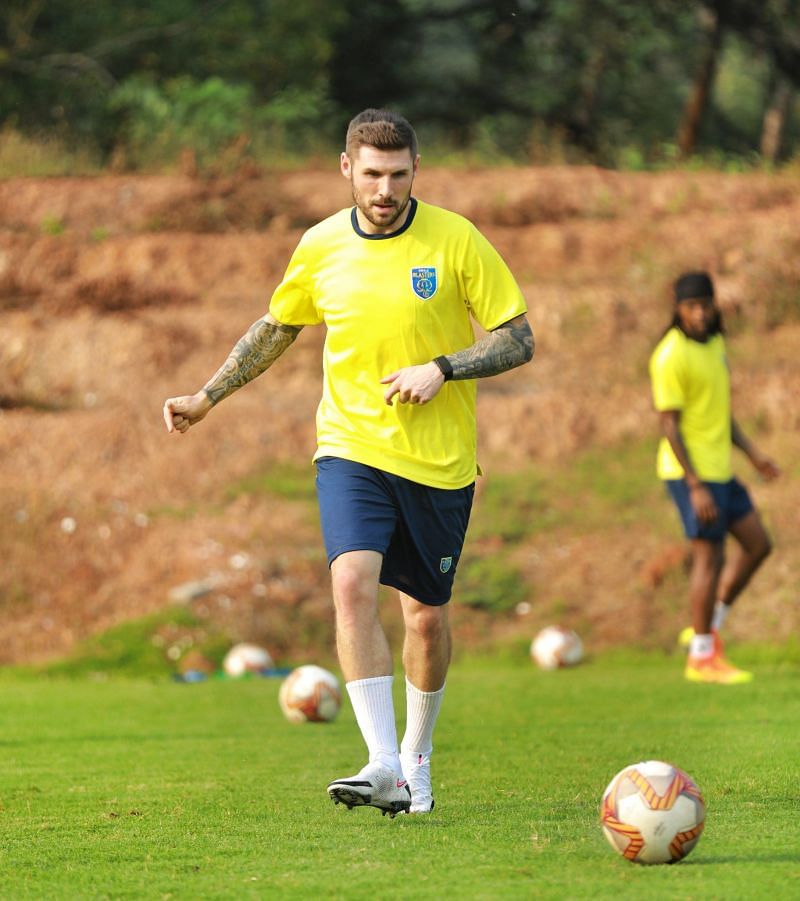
[439,556,453,574]
[411,267,437,300]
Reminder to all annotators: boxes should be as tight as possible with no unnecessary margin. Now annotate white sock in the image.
[400,678,445,763]
[711,601,730,632]
[346,676,401,774]
[690,633,715,658]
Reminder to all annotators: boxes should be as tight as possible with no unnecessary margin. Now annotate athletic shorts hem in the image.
[326,542,386,568]
[379,576,450,607]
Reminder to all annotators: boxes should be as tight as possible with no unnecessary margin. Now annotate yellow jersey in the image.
[268,198,527,489]
[649,327,731,481]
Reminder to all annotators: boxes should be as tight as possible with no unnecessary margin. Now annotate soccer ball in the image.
[279,665,341,723]
[222,642,274,677]
[530,626,583,669]
[601,760,706,864]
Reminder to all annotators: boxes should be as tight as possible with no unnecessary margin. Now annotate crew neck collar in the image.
[350,197,418,240]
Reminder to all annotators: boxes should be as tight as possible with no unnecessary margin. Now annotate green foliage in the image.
[109,76,254,169]
[38,607,230,679]
[0,653,797,897]
[455,553,528,611]
[108,75,336,169]
[470,470,553,543]
[1,0,798,169]
[39,215,66,236]
[469,437,666,554]
[225,461,317,503]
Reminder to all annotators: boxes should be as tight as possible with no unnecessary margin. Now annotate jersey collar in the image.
[350,197,418,240]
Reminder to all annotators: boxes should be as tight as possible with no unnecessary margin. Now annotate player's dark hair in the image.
[345,109,418,159]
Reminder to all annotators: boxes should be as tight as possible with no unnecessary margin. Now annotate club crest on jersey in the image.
[411,267,437,300]
[439,556,453,574]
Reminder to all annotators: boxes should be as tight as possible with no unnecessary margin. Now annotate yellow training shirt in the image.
[649,327,732,481]
[268,198,527,489]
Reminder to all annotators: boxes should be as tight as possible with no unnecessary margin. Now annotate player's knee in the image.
[407,606,447,646]
[332,568,377,618]
[755,534,772,565]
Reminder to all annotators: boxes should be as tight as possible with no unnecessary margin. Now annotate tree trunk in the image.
[760,75,793,163]
[677,10,723,160]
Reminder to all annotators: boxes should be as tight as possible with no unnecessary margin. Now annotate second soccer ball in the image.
[530,626,583,670]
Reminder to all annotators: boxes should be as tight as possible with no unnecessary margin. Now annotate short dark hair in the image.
[345,108,418,159]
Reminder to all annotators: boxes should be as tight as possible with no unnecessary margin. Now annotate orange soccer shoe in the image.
[685,652,753,685]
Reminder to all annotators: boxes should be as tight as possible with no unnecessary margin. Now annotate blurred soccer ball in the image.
[530,626,583,670]
[222,642,274,677]
[601,760,706,864]
[279,664,341,723]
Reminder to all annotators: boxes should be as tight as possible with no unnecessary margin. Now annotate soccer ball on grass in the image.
[600,760,705,864]
[222,642,274,677]
[279,665,341,723]
[530,625,583,670]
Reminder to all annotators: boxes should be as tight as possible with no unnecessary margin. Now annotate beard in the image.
[350,182,412,231]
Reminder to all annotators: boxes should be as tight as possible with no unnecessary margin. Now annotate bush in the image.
[109,76,335,170]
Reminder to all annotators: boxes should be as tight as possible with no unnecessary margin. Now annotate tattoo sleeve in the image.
[203,317,302,405]
[448,317,534,380]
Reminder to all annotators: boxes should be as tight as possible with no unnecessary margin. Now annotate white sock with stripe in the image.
[400,678,445,764]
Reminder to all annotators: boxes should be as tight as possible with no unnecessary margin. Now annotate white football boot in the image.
[400,751,435,814]
[327,761,411,818]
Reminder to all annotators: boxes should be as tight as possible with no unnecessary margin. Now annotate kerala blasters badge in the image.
[439,556,453,574]
[411,267,437,300]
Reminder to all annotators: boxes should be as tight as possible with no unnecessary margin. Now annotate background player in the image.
[649,271,779,685]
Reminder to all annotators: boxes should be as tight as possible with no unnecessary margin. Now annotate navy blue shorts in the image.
[665,477,754,542]
[315,456,475,606]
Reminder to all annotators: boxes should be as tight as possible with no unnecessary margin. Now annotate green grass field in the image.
[1,648,797,900]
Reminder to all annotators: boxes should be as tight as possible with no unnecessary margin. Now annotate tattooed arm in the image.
[163,313,302,433]
[446,313,534,380]
[381,313,534,406]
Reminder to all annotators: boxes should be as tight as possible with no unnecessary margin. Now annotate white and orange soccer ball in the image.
[279,665,341,723]
[530,626,583,670]
[222,642,274,677]
[601,760,706,864]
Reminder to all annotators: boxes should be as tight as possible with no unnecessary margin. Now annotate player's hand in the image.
[752,453,780,481]
[163,391,213,433]
[688,484,718,524]
[381,362,445,406]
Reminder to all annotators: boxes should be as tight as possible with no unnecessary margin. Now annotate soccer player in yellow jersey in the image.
[163,109,534,815]
[649,272,779,685]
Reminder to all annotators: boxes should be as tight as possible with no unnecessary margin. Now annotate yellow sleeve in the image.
[649,337,686,411]
[268,237,324,326]
[461,225,527,331]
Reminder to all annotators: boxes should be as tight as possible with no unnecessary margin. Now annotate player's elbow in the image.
[523,329,535,363]
[517,321,535,365]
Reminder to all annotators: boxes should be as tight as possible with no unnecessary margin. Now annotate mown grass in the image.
[0,647,796,900]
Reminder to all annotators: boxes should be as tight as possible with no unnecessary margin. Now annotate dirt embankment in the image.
[1,166,798,665]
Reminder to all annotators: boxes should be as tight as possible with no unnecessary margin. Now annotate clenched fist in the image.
[163,391,213,433]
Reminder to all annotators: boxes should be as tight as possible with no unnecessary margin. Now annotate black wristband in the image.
[433,355,454,382]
